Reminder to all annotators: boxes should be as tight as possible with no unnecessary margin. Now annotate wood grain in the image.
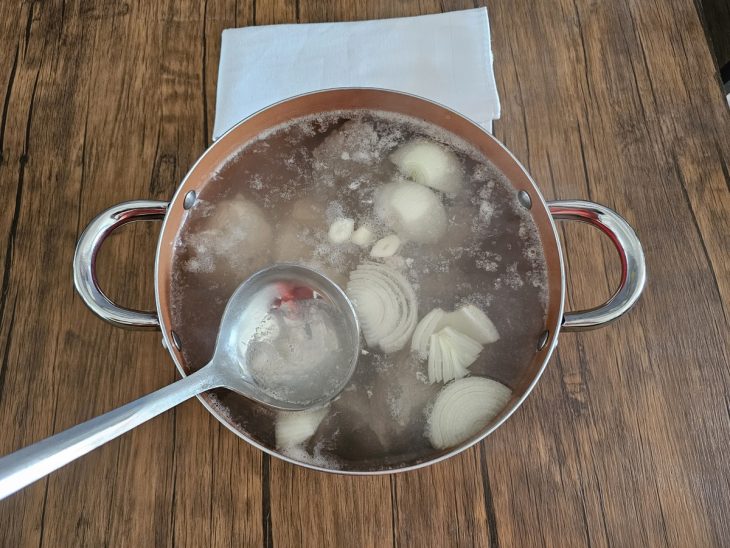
[0,0,728,546]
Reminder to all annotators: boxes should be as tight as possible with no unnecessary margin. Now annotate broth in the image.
[169,110,547,470]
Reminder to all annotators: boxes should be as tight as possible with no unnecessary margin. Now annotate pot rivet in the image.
[537,329,549,351]
[171,331,182,351]
[518,190,532,210]
[183,190,197,210]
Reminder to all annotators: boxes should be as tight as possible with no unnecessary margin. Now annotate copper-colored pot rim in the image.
[154,88,566,475]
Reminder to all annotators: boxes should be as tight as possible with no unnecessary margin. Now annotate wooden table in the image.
[1,1,728,546]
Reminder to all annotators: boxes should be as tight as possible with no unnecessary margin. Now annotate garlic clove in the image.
[351,225,376,247]
[370,234,401,258]
[328,217,354,244]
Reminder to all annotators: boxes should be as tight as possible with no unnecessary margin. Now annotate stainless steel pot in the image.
[73,89,646,474]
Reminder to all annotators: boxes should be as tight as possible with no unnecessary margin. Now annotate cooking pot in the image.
[73,89,646,474]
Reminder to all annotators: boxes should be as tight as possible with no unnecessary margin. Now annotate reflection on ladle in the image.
[0,264,360,500]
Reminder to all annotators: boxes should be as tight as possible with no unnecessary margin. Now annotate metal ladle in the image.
[0,264,360,500]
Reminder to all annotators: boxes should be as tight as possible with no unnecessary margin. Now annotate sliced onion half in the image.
[346,262,418,353]
[427,377,512,449]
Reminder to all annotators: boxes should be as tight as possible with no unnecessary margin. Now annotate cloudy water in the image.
[169,110,548,470]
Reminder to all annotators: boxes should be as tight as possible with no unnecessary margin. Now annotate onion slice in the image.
[351,225,376,247]
[390,139,463,194]
[412,304,498,382]
[346,262,418,353]
[443,304,500,344]
[427,377,512,449]
[427,327,482,384]
[276,407,329,449]
[411,308,445,358]
[427,333,442,383]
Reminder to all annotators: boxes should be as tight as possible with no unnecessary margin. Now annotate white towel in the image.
[213,8,500,140]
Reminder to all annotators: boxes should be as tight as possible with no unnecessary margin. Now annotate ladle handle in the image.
[0,369,220,500]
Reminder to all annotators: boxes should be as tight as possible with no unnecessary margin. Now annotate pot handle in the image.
[548,200,646,331]
[73,200,168,330]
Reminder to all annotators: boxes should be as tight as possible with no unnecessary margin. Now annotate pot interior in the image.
[156,90,564,473]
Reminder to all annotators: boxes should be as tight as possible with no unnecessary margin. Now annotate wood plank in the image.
[268,467,393,547]
[0,0,728,546]
[392,450,496,547]
[487,0,730,546]
[0,1,262,546]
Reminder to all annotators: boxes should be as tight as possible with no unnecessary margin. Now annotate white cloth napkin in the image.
[213,8,500,140]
